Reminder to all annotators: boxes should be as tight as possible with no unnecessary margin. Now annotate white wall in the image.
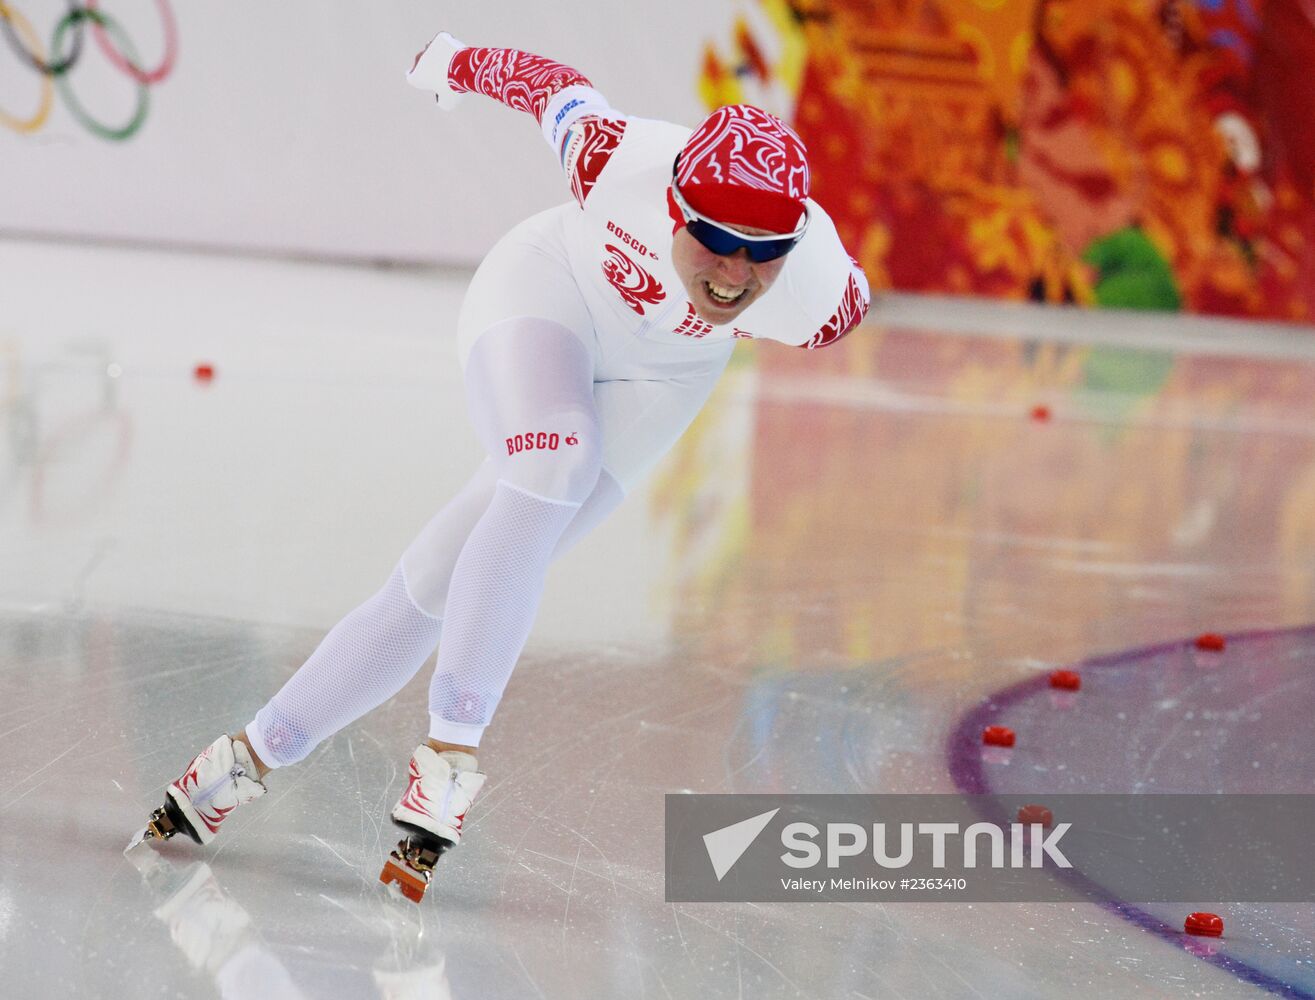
[0,1,727,264]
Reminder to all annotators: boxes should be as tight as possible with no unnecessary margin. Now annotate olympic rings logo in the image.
[0,0,177,140]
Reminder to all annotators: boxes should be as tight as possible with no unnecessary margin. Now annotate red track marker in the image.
[982,725,1015,748]
[1016,804,1053,827]
[1049,669,1081,691]
[1185,912,1223,937]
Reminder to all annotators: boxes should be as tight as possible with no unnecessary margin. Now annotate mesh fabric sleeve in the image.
[447,46,626,207]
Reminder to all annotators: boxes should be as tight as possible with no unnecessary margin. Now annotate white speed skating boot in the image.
[127,734,267,850]
[379,746,486,902]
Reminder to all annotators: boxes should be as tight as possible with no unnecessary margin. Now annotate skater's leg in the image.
[423,465,625,758]
[551,464,626,560]
[242,565,443,769]
[237,463,504,771]
[426,318,602,748]
[399,461,498,619]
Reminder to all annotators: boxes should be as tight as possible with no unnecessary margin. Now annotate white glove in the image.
[407,31,468,110]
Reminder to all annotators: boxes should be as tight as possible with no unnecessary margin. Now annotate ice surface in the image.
[2,237,1314,998]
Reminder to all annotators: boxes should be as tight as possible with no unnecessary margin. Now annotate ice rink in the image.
[2,236,1314,998]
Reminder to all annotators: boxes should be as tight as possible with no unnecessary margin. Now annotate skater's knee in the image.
[398,552,449,619]
[493,408,602,504]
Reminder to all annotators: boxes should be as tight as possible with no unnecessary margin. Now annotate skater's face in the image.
[671,225,787,325]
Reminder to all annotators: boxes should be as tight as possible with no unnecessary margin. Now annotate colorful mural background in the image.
[702,0,1315,322]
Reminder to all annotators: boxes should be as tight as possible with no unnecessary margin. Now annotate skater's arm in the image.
[799,257,870,349]
[407,34,625,207]
[447,46,596,128]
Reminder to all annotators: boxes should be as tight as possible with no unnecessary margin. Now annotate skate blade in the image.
[124,827,153,854]
[125,803,180,854]
[380,854,430,904]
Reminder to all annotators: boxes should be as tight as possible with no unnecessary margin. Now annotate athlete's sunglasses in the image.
[670,164,808,263]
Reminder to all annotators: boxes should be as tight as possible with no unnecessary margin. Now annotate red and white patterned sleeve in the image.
[447,47,589,124]
[801,258,871,350]
[447,46,626,208]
